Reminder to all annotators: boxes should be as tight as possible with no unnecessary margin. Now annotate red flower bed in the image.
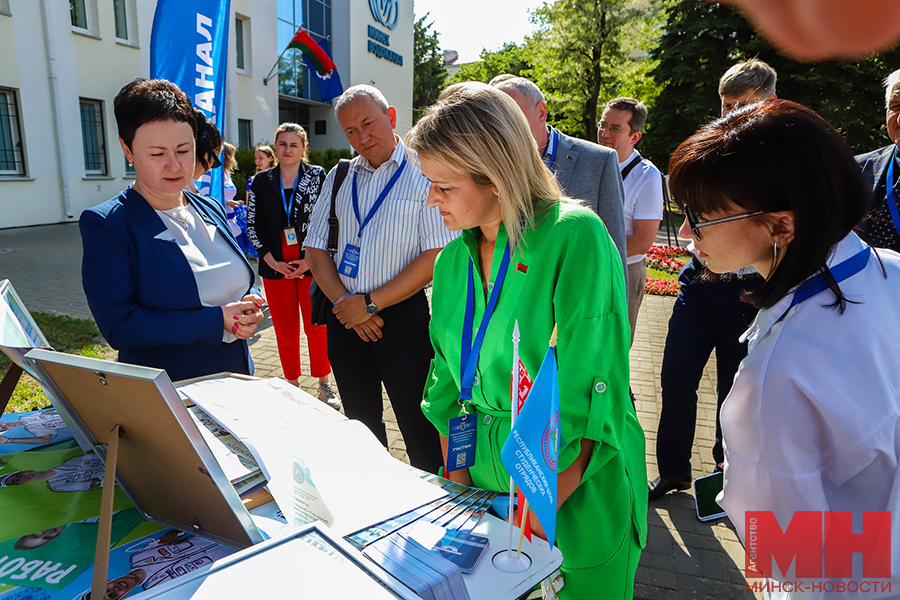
[645,244,691,275]
[644,244,692,297]
[645,276,680,296]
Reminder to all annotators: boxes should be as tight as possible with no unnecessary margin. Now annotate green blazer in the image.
[422,201,647,584]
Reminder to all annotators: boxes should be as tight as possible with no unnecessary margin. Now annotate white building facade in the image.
[0,0,414,229]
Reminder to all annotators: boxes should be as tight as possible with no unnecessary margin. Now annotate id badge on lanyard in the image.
[281,174,301,246]
[338,243,361,278]
[446,244,512,472]
[343,158,408,280]
[447,413,477,472]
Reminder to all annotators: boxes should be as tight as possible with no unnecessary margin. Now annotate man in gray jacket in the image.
[491,75,627,279]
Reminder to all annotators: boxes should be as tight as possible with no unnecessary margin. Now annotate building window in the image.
[238,119,252,149]
[277,0,332,102]
[235,16,247,71]
[70,0,88,31]
[0,0,11,16]
[113,0,128,40]
[80,99,107,175]
[0,88,26,177]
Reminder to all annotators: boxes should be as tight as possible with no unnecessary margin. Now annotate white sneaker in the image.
[318,382,341,410]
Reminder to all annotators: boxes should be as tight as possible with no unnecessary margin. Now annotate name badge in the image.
[447,414,477,472]
[284,227,298,246]
[338,244,360,278]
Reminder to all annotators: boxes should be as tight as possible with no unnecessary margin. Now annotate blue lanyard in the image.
[885,149,900,240]
[459,244,512,403]
[789,246,871,308]
[280,171,300,221]
[351,157,407,240]
[542,128,559,171]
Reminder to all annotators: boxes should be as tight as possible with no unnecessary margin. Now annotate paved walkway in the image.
[0,222,758,599]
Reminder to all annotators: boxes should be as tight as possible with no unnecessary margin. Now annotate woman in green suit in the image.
[409,82,647,599]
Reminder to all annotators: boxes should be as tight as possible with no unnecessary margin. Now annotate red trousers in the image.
[262,238,330,380]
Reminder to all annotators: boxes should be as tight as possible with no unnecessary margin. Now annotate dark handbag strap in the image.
[327,159,351,257]
[620,155,643,181]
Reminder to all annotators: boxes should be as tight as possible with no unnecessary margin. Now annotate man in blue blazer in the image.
[491,75,628,281]
[855,67,900,253]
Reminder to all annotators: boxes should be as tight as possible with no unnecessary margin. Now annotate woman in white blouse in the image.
[669,99,900,595]
[79,78,264,381]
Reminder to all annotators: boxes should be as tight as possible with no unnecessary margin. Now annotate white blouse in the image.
[156,203,247,343]
[718,232,900,598]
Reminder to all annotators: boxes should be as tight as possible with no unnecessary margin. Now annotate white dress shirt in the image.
[620,149,663,264]
[156,203,247,342]
[305,138,458,294]
[718,232,900,599]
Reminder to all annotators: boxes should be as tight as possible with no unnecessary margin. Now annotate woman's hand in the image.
[223,294,265,339]
[263,252,298,278]
[285,258,309,278]
[224,200,243,208]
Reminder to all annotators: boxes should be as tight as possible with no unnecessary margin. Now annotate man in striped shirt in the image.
[306,85,457,473]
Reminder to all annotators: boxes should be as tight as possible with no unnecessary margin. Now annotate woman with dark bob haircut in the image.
[79,78,265,381]
[670,100,900,586]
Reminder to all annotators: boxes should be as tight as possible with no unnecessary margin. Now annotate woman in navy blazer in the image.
[80,78,264,382]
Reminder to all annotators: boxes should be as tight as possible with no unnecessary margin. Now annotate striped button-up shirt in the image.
[305,137,458,294]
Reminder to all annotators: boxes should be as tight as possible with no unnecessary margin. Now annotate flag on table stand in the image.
[511,358,534,542]
[501,327,561,547]
[150,0,231,202]
[286,29,344,102]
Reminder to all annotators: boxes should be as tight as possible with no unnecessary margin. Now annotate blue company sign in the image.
[367,24,402,66]
[370,0,399,30]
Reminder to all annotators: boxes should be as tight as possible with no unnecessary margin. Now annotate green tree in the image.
[447,42,532,85]
[526,0,666,141]
[643,0,900,172]
[413,14,447,120]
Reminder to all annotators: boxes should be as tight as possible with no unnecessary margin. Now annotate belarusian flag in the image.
[286,29,336,76]
[511,357,534,541]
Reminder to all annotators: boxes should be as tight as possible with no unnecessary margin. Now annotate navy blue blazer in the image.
[79,188,259,381]
[856,144,900,252]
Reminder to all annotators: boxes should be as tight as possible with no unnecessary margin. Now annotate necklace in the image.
[162,204,191,231]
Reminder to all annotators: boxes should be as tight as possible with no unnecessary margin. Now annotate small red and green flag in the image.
[286,28,337,77]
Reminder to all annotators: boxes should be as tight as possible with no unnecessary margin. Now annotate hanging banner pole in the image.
[150,0,231,202]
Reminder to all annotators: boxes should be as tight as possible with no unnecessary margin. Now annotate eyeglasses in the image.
[684,205,764,240]
[210,153,223,170]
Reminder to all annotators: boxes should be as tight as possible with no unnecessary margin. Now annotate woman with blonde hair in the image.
[246,123,338,408]
[410,82,646,599]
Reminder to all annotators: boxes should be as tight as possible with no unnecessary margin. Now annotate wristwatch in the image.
[364,292,379,315]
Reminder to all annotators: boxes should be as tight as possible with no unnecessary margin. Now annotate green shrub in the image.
[307,148,354,173]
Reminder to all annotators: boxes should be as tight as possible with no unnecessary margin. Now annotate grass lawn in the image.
[647,266,678,281]
[1,313,107,414]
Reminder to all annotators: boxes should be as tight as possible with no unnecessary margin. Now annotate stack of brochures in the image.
[363,533,471,600]
[186,405,265,495]
[344,470,498,551]
[404,522,491,574]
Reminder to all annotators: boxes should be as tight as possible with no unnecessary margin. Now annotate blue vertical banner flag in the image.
[150,0,231,202]
[501,329,561,547]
